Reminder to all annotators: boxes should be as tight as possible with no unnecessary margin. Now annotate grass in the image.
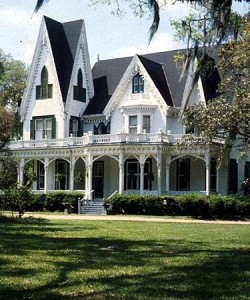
[0,216,249,299]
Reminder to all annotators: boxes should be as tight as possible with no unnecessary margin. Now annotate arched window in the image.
[36,66,53,99]
[74,69,86,102]
[132,74,144,93]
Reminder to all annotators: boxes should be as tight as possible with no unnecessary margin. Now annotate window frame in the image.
[132,74,144,93]
[129,115,138,135]
[142,115,151,133]
[30,115,56,140]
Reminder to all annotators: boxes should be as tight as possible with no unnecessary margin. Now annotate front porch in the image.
[8,137,226,197]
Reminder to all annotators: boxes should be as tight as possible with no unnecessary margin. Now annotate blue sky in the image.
[0,0,248,67]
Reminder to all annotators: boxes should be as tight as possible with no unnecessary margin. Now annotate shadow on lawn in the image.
[0,219,249,300]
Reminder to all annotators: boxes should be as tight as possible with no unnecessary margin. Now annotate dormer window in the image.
[132,74,144,93]
[36,66,53,99]
[74,69,86,102]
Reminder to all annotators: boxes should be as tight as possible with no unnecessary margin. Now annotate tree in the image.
[183,15,250,158]
[0,50,27,148]
[0,50,28,216]
[0,157,35,218]
[34,1,249,43]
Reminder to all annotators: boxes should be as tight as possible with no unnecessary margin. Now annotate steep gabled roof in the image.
[138,55,173,106]
[85,50,187,115]
[85,48,220,115]
[44,16,83,102]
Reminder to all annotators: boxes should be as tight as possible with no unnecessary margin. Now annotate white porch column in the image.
[84,160,88,194]
[86,154,93,200]
[44,157,49,194]
[18,158,25,186]
[69,164,75,192]
[157,148,162,195]
[140,163,144,195]
[44,166,48,194]
[205,152,211,196]
[119,153,124,194]
[139,154,145,195]
[69,156,75,192]
[165,156,171,193]
[88,164,93,200]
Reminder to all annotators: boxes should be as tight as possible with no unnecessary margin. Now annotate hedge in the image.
[0,192,84,213]
[107,194,250,219]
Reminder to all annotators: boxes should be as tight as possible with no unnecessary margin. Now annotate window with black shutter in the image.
[69,117,82,137]
[36,66,53,99]
[30,116,56,140]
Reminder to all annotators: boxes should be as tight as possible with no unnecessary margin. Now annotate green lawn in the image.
[0,217,249,300]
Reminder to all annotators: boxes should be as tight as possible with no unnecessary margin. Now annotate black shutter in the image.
[73,86,78,100]
[48,84,53,98]
[82,88,86,102]
[36,86,41,99]
[69,118,73,136]
[77,117,82,137]
[30,119,35,139]
[52,117,56,139]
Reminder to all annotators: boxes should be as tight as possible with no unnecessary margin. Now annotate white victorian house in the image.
[6,16,250,199]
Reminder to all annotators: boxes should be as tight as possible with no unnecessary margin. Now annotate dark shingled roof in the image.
[138,55,173,106]
[86,48,221,115]
[84,76,111,115]
[44,16,83,102]
[85,50,187,115]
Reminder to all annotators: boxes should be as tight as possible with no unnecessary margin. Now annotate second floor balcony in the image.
[8,130,219,150]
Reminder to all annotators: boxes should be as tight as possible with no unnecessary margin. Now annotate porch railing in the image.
[7,131,225,150]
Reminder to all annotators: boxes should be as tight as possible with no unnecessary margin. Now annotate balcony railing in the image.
[7,131,223,150]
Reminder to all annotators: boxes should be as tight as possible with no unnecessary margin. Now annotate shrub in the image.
[108,194,250,219]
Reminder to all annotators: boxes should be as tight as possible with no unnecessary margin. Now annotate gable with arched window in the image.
[36,66,53,99]
[132,73,144,93]
[73,69,86,102]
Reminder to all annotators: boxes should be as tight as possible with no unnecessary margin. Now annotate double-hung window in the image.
[35,119,44,140]
[30,116,56,140]
[72,120,78,137]
[143,115,150,133]
[129,116,137,134]
[69,117,81,137]
[44,118,53,139]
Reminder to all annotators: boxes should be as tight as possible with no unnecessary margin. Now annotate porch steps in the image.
[80,199,106,215]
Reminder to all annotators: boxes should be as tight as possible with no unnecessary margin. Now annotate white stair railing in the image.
[78,190,94,214]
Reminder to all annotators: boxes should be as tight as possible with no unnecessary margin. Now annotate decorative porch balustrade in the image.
[7,132,212,150]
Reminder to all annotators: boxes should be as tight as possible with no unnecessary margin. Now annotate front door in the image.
[92,161,104,198]
[176,159,190,191]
